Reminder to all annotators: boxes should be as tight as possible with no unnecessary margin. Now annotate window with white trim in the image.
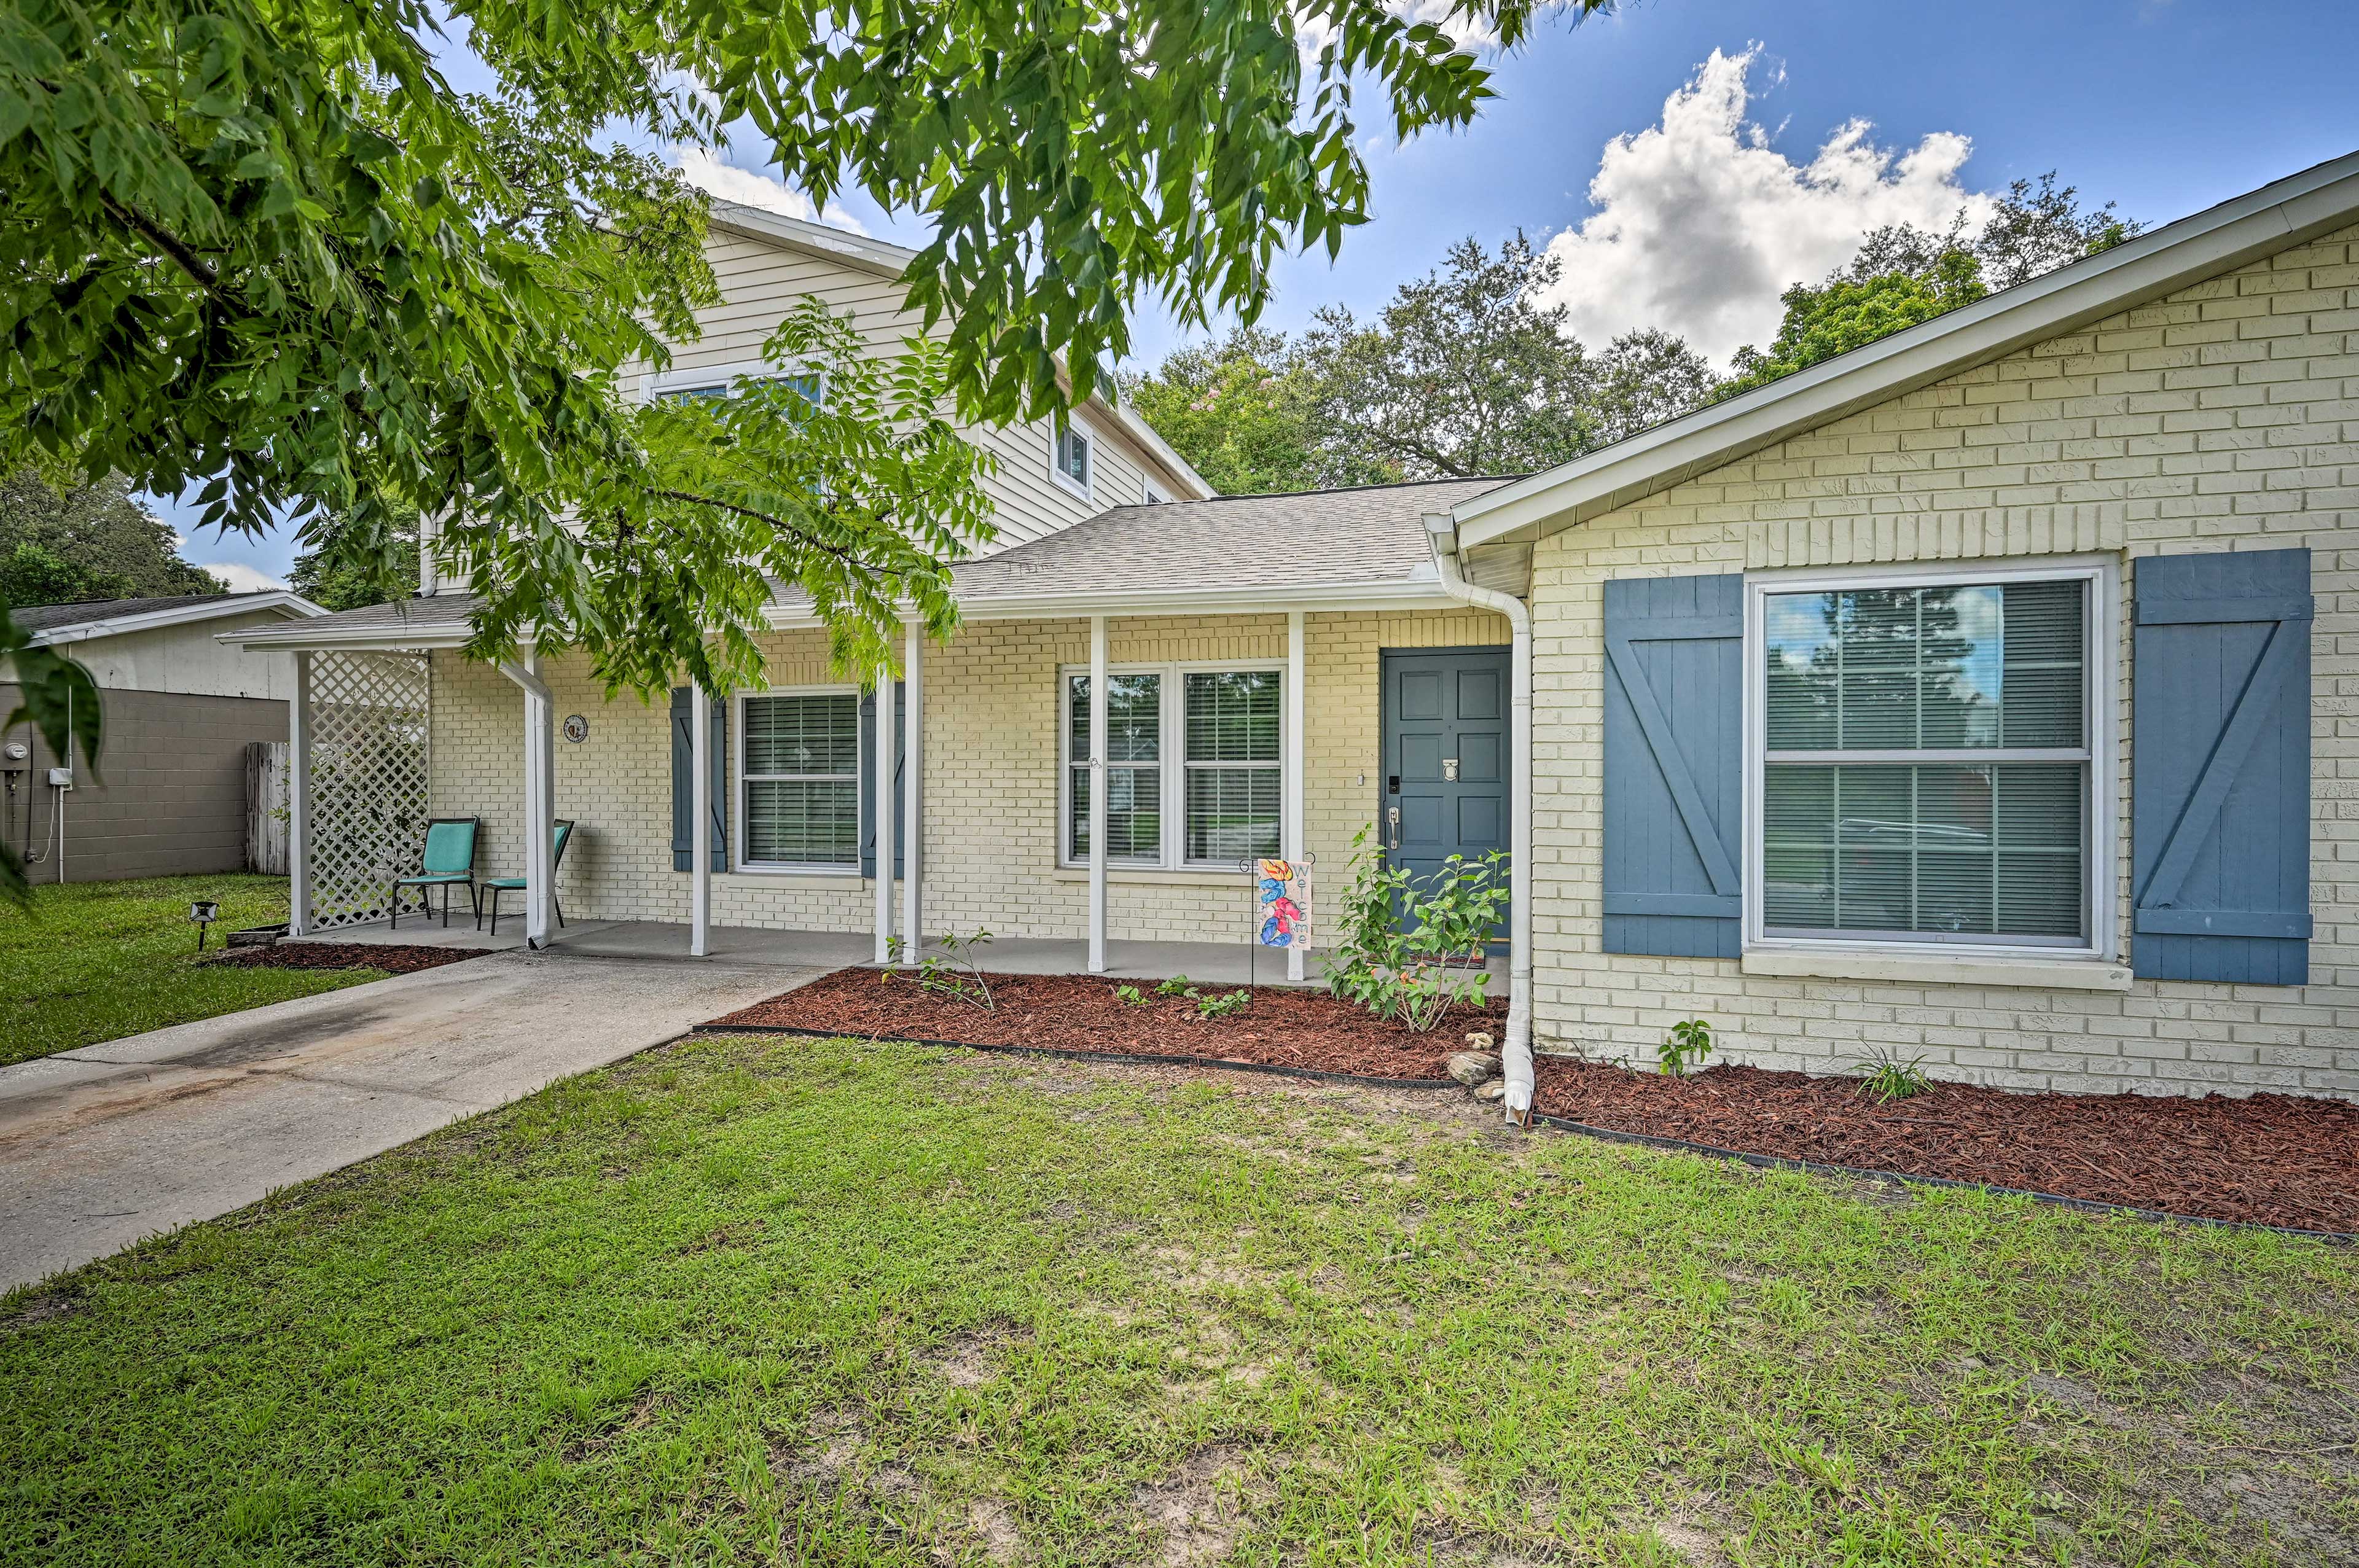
[738,690,861,869]
[1143,477,1171,504]
[1050,418,1092,497]
[1751,568,2103,951]
[1062,665,1283,867]
[654,369,825,410]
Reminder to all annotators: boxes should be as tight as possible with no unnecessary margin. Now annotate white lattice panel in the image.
[305,651,432,929]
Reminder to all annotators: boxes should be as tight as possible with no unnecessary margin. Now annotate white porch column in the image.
[872,665,895,964]
[903,620,925,959]
[1087,614,1109,973]
[1285,609,1307,983]
[523,649,555,949]
[690,682,711,957]
[288,651,312,937]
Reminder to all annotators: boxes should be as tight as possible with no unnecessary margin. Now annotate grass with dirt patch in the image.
[0,875,386,1065]
[4,1036,2355,1566]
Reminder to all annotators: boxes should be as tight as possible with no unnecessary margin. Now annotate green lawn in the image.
[6,1038,2353,1566]
[0,875,387,1066]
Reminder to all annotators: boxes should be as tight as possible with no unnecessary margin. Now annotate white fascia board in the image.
[705,200,918,281]
[217,610,471,652]
[1454,148,2359,549]
[764,577,1460,628]
[33,591,327,646]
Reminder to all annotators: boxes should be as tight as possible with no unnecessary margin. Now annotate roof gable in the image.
[1454,149,2359,548]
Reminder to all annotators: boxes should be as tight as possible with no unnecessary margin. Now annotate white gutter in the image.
[37,591,326,646]
[1423,513,1533,1123]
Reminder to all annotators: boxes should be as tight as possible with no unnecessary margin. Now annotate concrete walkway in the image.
[0,943,820,1292]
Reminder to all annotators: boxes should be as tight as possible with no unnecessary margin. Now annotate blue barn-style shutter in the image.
[859,683,906,880]
[2132,548,2312,984]
[1602,574,1745,958]
[669,687,728,872]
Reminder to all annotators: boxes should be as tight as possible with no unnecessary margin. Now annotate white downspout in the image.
[690,682,711,958]
[1423,514,1533,1124]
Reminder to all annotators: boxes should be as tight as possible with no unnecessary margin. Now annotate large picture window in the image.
[739,690,861,869]
[1062,665,1283,867]
[1750,567,2107,951]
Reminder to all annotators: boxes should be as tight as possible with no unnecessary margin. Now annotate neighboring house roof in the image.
[14,590,323,645]
[1453,146,2359,548]
[220,478,1519,651]
[705,200,1218,501]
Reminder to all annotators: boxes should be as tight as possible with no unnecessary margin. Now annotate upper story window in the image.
[1748,564,2108,955]
[1050,417,1093,498]
[1142,477,1171,505]
[654,369,824,413]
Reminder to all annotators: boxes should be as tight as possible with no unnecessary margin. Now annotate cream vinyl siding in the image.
[641,227,1197,552]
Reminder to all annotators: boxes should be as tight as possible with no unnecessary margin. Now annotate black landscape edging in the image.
[1525,1111,2359,1244]
[690,1019,2355,1242]
[692,1021,1461,1090]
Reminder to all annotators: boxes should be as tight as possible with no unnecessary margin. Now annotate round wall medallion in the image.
[562,714,589,744]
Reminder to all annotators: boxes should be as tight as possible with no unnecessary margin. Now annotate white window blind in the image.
[741,693,860,866]
[1183,671,1280,864]
[1760,579,2091,944]
[1067,673,1162,862]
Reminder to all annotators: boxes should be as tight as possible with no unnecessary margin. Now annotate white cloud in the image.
[203,563,288,594]
[1534,47,1995,365]
[676,148,869,236]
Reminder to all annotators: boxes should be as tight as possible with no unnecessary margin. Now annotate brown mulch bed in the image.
[203,942,495,976]
[1533,1058,2359,1235]
[704,968,1504,1081]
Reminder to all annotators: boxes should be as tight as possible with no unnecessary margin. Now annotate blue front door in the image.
[1380,647,1511,941]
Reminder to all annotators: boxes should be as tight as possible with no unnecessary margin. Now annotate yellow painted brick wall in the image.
[428,607,1506,943]
[1527,222,2359,1099]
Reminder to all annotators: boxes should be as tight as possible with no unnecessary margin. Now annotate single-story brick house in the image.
[229,149,2359,1107]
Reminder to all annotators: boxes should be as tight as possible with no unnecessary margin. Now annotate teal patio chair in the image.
[480,819,575,937]
[392,817,480,929]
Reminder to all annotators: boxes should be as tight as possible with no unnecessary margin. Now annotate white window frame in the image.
[1057,660,1286,870]
[1142,476,1171,505]
[1740,555,2118,963]
[646,359,827,408]
[1049,415,1095,501]
[735,685,864,875]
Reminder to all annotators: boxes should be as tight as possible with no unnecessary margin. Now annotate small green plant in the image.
[1659,1018,1714,1078]
[1195,988,1251,1021]
[1854,1047,1933,1102]
[1320,825,1510,1034]
[1156,975,1194,997]
[1113,983,1148,1007]
[887,929,996,1010]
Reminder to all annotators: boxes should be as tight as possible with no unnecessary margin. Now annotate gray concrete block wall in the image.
[0,684,288,883]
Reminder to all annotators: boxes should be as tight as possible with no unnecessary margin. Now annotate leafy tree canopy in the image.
[1127,234,1717,491]
[286,515,418,614]
[0,469,223,609]
[0,0,1593,896]
[1719,173,2139,400]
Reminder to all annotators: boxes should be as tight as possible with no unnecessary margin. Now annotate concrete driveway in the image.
[0,943,820,1292]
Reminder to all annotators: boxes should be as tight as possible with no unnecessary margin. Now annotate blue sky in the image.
[169,0,2359,589]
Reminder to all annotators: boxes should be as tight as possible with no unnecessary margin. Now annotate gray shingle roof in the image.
[243,476,1522,644]
[9,593,235,632]
[948,477,1512,601]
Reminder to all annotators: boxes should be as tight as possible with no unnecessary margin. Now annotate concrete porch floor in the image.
[301,917,1492,989]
